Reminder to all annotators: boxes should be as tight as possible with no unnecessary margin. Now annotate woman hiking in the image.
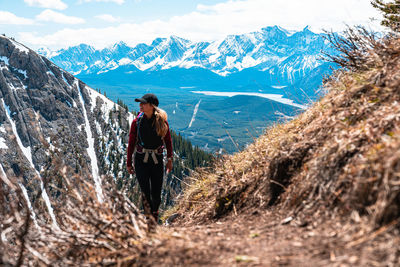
[126,93,173,222]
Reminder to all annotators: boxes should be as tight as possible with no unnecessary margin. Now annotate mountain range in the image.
[39,26,336,100]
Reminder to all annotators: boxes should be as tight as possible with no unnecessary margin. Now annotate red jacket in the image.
[126,114,173,167]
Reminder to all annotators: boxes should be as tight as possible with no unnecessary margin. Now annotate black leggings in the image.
[134,152,164,213]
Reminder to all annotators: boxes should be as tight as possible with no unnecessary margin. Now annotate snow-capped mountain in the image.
[40,26,335,79]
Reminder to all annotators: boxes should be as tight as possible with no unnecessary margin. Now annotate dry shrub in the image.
[172,34,400,231]
[323,26,387,72]
[0,169,150,266]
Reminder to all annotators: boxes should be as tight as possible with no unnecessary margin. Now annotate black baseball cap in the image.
[135,93,159,107]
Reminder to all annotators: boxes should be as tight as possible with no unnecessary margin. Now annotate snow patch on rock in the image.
[77,81,103,202]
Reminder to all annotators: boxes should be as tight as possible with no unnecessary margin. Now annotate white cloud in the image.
[0,11,34,25]
[95,14,120,22]
[24,0,68,10]
[79,0,125,4]
[19,0,382,49]
[36,9,85,24]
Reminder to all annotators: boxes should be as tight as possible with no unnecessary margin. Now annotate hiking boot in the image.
[152,211,159,223]
[141,194,152,217]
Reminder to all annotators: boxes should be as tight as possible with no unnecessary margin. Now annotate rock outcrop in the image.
[0,35,133,199]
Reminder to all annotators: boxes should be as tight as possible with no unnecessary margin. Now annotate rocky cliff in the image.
[0,35,133,204]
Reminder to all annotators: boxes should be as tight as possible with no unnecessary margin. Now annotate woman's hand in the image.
[166,159,173,174]
[127,165,135,174]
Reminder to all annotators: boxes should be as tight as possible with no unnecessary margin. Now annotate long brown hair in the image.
[152,105,168,137]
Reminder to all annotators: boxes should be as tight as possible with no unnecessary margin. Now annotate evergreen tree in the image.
[372,0,400,32]
[118,108,122,125]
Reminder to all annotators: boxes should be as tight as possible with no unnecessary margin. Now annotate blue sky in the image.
[0,0,383,50]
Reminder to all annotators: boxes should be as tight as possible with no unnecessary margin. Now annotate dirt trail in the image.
[136,209,393,266]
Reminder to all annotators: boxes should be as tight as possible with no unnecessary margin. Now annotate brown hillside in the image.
[173,42,400,228]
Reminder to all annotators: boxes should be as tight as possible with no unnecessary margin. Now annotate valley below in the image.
[78,78,305,153]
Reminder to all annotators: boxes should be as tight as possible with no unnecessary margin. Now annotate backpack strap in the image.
[136,112,145,147]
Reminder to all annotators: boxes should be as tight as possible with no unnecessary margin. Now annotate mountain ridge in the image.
[38,25,335,80]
